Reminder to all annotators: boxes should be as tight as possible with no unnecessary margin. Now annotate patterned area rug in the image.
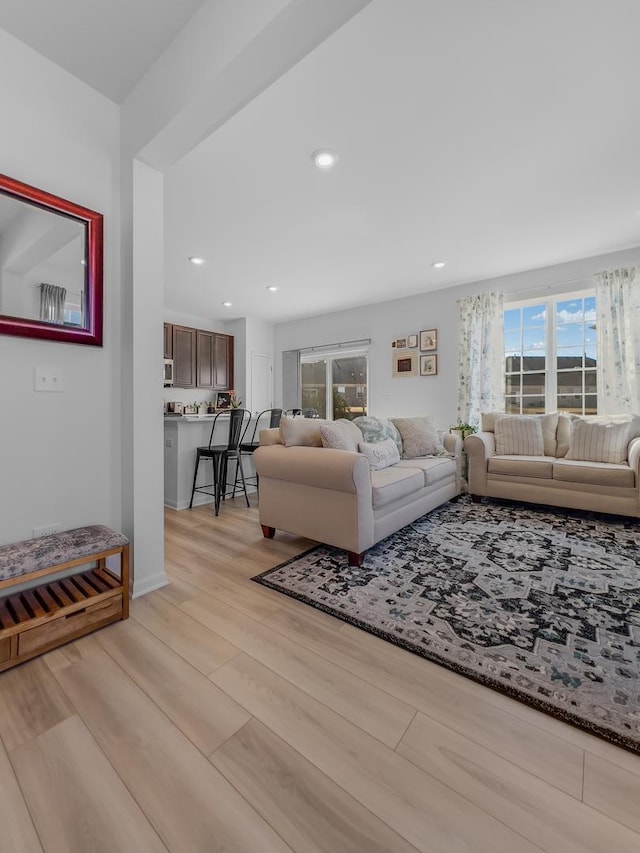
[253,497,640,753]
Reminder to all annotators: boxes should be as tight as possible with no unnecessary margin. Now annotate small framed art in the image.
[392,337,408,349]
[215,391,232,409]
[420,329,437,351]
[392,349,418,377]
[407,334,418,348]
[420,354,438,376]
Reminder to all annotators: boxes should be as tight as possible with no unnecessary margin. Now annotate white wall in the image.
[0,29,120,545]
[274,246,640,432]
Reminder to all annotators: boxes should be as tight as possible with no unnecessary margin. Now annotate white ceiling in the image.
[1,1,639,324]
[0,0,205,102]
[164,0,640,323]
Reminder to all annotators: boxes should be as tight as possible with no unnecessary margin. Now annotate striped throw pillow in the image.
[565,418,632,464]
[494,416,544,456]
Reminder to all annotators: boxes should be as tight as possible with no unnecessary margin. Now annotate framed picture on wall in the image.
[407,334,418,348]
[420,354,438,376]
[420,329,437,351]
[392,349,418,377]
[392,337,408,349]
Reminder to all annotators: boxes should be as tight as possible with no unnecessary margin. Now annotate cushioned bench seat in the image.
[0,525,129,584]
[0,525,129,672]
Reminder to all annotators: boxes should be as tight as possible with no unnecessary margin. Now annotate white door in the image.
[251,352,273,412]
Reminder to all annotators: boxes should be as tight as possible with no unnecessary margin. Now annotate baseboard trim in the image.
[132,571,169,598]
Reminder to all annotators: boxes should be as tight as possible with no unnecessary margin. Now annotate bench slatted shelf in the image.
[0,525,129,672]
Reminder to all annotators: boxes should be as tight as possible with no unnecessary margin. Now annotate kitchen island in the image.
[164,414,257,510]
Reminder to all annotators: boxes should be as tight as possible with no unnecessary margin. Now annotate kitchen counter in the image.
[164,414,258,510]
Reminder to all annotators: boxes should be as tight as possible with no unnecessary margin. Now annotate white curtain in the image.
[457,291,505,425]
[39,283,67,324]
[595,267,640,414]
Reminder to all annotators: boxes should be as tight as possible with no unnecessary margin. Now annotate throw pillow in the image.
[353,416,403,457]
[494,416,544,456]
[358,438,400,470]
[555,413,575,457]
[390,417,444,459]
[482,411,559,456]
[279,415,330,447]
[565,417,636,464]
[319,419,363,452]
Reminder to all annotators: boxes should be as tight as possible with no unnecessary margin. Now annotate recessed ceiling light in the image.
[222,301,232,307]
[188,256,205,265]
[266,286,279,292]
[312,149,337,169]
[432,261,446,269]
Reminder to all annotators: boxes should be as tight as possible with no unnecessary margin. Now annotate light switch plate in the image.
[34,366,64,392]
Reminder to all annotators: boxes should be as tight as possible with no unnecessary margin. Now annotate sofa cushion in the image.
[556,413,573,457]
[280,416,329,447]
[319,419,362,452]
[390,417,444,459]
[259,427,283,446]
[553,459,635,488]
[482,412,559,456]
[370,467,424,508]
[488,456,554,478]
[395,456,455,486]
[494,416,545,456]
[565,416,637,464]
[353,416,403,457]
[358,437,400,470]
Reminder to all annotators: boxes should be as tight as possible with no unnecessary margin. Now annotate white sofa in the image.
[465,411,640,517]
[254,417,462,565]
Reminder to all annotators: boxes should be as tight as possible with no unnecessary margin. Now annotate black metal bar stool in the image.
[237,408,283,492]
[189,408,250,515]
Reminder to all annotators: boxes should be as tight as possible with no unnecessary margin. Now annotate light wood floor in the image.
[2,498,640,852]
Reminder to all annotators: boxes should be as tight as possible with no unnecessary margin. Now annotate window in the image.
[300,350,368,420]
[504,294,597,414]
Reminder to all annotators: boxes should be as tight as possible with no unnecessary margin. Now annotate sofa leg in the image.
[261,525,276,539]
[347,550,364,567]
[470,494,482,503]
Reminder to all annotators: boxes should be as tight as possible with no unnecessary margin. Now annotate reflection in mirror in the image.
[0,173,102,346]
[0,194,86,325]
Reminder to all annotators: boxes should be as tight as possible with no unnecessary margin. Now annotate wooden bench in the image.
[0,525,129,672]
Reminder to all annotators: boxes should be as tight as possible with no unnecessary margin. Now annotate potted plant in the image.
[207,400,216,413]
[229,393,242,409]
[450,420,477,440]
[197,400,208,416]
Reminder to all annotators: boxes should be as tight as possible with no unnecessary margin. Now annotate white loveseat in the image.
[465,412,640,517]
[254,416,462,565]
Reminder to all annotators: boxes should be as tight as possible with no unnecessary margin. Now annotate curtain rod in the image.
[502,264,637,297]
[298,338,371,354]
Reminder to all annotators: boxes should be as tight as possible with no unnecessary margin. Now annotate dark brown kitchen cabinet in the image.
[172,325,197,389]
[195,330,234,390]
[213,333,233,390]
[167,324,233,390]
[163,323,173,359]
[196,330,215,389]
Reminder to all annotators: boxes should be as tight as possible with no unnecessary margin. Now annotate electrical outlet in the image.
[32,523,63,538]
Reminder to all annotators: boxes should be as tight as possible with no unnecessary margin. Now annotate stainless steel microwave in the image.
[164,358,174,386]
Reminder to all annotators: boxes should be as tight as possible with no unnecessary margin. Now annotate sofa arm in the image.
[443,431,462,456]
[464,432,495,497]
[628,437,640,481]
[254,445,371,493]
[254,445,374,554]
[442,432,462,493]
